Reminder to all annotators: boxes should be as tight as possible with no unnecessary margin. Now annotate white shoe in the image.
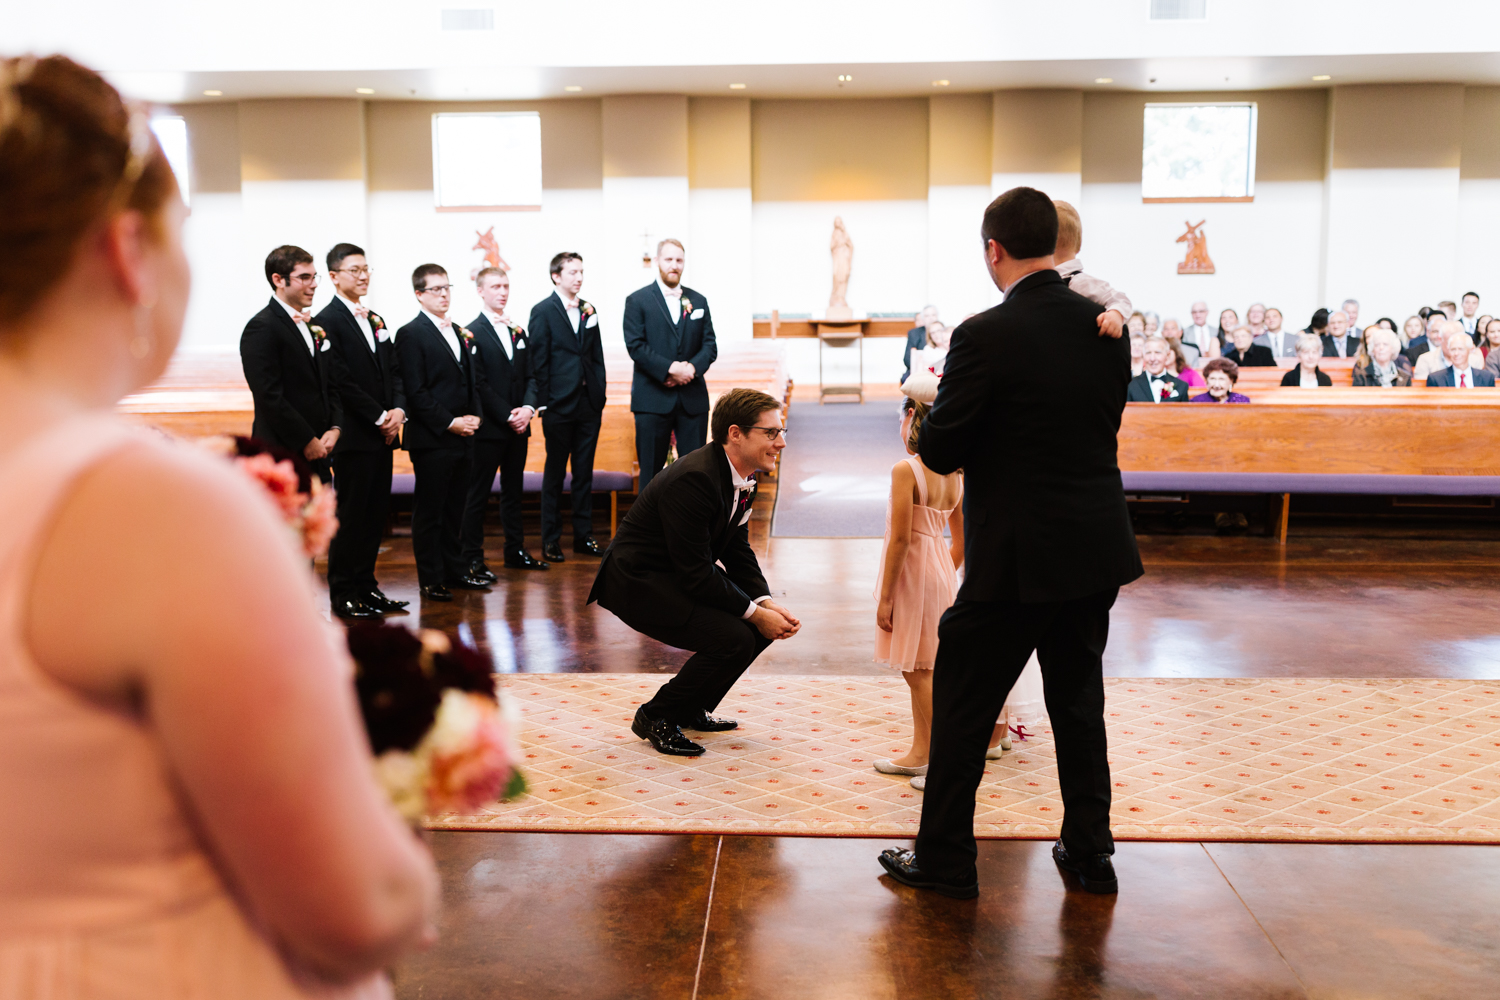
[874,758,928,776]
[910,775,926,791]
[1001,730,1013,750]
[985,744,1005,760]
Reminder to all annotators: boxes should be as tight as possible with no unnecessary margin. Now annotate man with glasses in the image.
[394,263,491,602]
[316,242,409,619]
[240,245,342,482]
[589,388,801,757]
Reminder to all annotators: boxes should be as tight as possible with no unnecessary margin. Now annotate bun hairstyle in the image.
[0,55,176,328]
[901,396,930,453]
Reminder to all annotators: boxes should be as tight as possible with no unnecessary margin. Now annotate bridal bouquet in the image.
[349,623,526,821]
[200,435,338,557]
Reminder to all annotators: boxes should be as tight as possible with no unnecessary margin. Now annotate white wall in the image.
[178,191,255,352]
[926,184,1001,322]
[1457,178,1500,308]
[689,187,754,342]
[600,176,690,345]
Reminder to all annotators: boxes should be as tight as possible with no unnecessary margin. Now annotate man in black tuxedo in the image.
[529,252,607,562]
[878,188,1143,899]
[462,266,546,579]
[1125,336,1190,402]
[240,245,342,481]
[623,238,718,492]
[394,263,491,602]
[317,242,408,620]
[589,388,801,757]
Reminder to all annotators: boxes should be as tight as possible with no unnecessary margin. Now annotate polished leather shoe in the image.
[573,536,604,556]
[1051,840,1118,894]
[419,584,453,602]
[366,589,409,612]
[542,542,566,563]
[504,548,549,570]
[450,574,492,590]
[679,711,738,732]
[468,559,498,584]
[332,598,382,620]
[631,706,705,756]
[877,848,979,899]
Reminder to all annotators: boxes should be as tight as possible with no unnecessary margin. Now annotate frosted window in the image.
[432,112,542,210]
[1141,103,1256,201]
[150,116,190,206]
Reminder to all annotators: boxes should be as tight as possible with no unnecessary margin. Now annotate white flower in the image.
[372,750,428,822]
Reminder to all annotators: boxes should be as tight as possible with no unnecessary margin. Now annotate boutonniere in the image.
[506,320,525,341]
[310,325,331,351]
[580,301,595,318]
[1159,385,1175,401]
[680,295,693,318]
[454,324,474,346]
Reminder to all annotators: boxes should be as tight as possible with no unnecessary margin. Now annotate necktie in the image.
[1460,371,1468,388]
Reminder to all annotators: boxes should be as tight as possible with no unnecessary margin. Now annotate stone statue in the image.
[828,216,854,320]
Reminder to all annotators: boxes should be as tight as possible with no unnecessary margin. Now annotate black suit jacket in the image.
[395,313,486,453]
[1224,344,1277,367]
[902,326,928,382]
[529,292,606,419]
[588,443,768,626]
[1426,366,1496,387]
[622,283,717,415]
[468,313,539,442]
[918,269,1143,605]
[1125,371,1191,402]
[240,296,343,454]
[1404,336,1431,365]
[1321,333,1359,358]
[317,297,405,453]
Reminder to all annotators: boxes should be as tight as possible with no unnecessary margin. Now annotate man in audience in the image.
[1437,300,1458,321]
[319,242,408,620]
[1406,312,1446,366]
[1303,308,1329,340]
[1426,324,1495,387]
[1341,299,1363,340]
[1183,301,1216,358]
[530,252,608,562]
[240,245,342,482]
[623,238,719,492]
[1265,307,1297,357]
[1460,292,1482,338]
[396,264,491,602]
[463,266,545,578]
[1126,336,1190,402]
[904,305,938,382]
[1321,309,1358,358]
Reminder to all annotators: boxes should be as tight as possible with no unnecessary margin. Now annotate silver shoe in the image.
[986,743,1005,760]
[874,758,928,776]
[910,775,926,791]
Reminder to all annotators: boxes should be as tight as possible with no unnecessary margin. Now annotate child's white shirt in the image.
[1055,258,1132,319]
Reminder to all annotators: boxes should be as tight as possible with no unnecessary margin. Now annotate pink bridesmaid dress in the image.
[874,455,961,671]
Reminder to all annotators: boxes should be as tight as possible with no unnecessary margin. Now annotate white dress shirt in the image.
[275,297,316,355]
[727,453,772,620]
[422,307,463,361]
[1462,316,1478,336]
[483,309,517,361]
[1054,258,1132,318]
[1456,367,1474,388]
[1147,375,1168,402]
[557,293,581,331]
[1184,323,1216,355]
[658,278,683,326]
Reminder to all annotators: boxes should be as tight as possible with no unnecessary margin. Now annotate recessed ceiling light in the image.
[1312,75,1331,81]
[564,85,582,92]
[1095,77,1113,84]
[729,83,746,90]
[202,89,222,96]
[932,79,950,87]
[355,87,375,95]
[837,74,852,83]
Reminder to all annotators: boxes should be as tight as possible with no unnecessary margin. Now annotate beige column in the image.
[688,97,752,341]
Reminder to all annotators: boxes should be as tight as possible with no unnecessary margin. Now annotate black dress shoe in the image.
[542,542,566,563]
[450,574,492,590]
[877,848,979,899]
[504,548,549,570]
[680,711,739,732]
[467,559,498,584]
[332,598,382,620]
[631,706,705,757]
[1051,840,1118,894]
[573,536,604,556]
[366,589,409,612]
[419,584,453,602]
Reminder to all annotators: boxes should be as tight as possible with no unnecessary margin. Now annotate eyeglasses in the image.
[740,425,787,441]
[420,284,452,295]
[289,272,319,285]
[334,266,373,277]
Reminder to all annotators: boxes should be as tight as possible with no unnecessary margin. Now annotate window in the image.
[150,116,190,206]
[432,112,542,211]
[1141,103,1256,202]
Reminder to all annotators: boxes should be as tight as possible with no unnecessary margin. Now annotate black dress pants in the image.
[327,448,392,603]
[914,588,1119,885]
[462,433,529,563]
[634,401,709,493]
[409,446,472,587]
[629,605,773,723]
[540,409,601,546]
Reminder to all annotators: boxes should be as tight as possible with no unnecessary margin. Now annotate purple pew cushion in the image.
[390,471,633,495]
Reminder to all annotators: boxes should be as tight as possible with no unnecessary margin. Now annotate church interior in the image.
[7,2,1500,998]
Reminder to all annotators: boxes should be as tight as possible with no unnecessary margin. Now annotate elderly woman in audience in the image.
[1352,327,1413,386]
[1191,358,1251,403]
[1281,333,1333,386]
[1166,338,1206,387]
[1402,315,1425,349]
[1264,307,1295,357]
[1129,334,1146,377]
[1143,311,1160,335]
[1126,312,1147,336]
[1223,325,1276,367]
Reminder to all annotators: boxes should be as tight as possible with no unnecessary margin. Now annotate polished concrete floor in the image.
[361,522,1500,999]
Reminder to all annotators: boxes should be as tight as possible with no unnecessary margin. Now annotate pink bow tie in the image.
[352,304,369,319]
[436,318,452,331]
[292,310,313,325]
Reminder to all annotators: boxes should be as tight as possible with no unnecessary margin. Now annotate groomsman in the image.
[623,238,718,492]
[395,263,491,601]
[240,245,342,481]
[462,267,546,579]
[529,252,607,562]
[318,242,408,619]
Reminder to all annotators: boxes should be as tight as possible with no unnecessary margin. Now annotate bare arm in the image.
[877,461,916,632]
[25,441,438,984]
